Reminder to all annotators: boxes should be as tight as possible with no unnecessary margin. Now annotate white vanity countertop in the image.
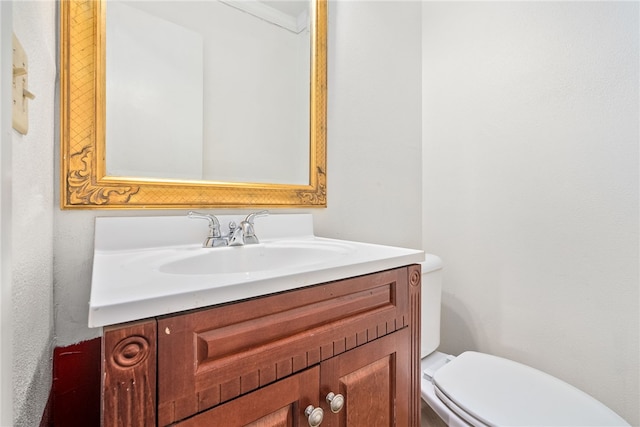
[88,214,424,328]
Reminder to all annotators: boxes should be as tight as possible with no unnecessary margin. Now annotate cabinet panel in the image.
[340,356,392,425]
[245,407,291,427]
[320,330,411,427]
[173,367,320,427]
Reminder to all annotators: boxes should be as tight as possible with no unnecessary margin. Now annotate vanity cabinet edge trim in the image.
[102,318,157,427]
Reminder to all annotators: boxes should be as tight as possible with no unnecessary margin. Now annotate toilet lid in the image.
[433,351,629,427]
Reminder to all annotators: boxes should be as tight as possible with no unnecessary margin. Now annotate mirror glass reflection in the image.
[105,0,311,185]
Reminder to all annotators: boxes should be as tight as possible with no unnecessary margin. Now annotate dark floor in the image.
[421,401,448,427]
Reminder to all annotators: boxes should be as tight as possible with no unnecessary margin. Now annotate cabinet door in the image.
[173,367,320,427]
[320,329,412,427]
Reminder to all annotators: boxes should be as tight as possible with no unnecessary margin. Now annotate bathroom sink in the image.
[89,214,424,327]
[128,240,352,276]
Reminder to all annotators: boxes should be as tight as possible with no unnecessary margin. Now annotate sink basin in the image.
[89,214,424,328]
[131,240,352,275]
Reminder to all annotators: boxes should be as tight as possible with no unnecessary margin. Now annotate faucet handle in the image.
[188,211,221,237]
[244,210,269,225]
[240,210,269,244]
[188,211,230,247]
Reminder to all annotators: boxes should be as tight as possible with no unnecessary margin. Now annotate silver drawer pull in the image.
[304,405,324,426]
[325,392,345,413]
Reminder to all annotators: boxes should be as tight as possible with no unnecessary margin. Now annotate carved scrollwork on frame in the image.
[60,0,328,209]
[297,167,327,205]
[67,146,140,205]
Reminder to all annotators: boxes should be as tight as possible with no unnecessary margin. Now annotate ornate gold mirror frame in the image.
[60,0,327,209]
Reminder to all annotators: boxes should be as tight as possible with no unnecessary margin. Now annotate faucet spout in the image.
[228,226,245,246]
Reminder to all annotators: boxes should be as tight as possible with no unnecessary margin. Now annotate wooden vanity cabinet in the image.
[101,265,421,427]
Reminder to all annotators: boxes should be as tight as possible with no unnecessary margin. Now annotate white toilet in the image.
[420,255,630,427]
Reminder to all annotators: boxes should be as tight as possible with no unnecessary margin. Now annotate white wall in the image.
[422,2,639,425]
[11,1,57,426]
[314,0,423,248]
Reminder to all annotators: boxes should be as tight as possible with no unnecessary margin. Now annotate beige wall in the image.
[422,2,639,424]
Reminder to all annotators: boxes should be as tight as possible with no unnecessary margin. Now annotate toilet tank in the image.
[420,255,443,358]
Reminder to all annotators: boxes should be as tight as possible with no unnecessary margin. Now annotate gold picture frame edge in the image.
[60,0,327,209]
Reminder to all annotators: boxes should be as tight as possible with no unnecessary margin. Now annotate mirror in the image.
[60,0,326,209]
[105,1,311,184]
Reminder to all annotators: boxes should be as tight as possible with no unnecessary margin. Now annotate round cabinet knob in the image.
[304,405,324,427]
[326,392,345,413]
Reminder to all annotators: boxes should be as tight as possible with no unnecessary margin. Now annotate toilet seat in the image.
[432,351,629,427]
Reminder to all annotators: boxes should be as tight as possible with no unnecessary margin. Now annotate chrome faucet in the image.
[187,211,229,248]
[188,210,269,248]
[228,210,269,246]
